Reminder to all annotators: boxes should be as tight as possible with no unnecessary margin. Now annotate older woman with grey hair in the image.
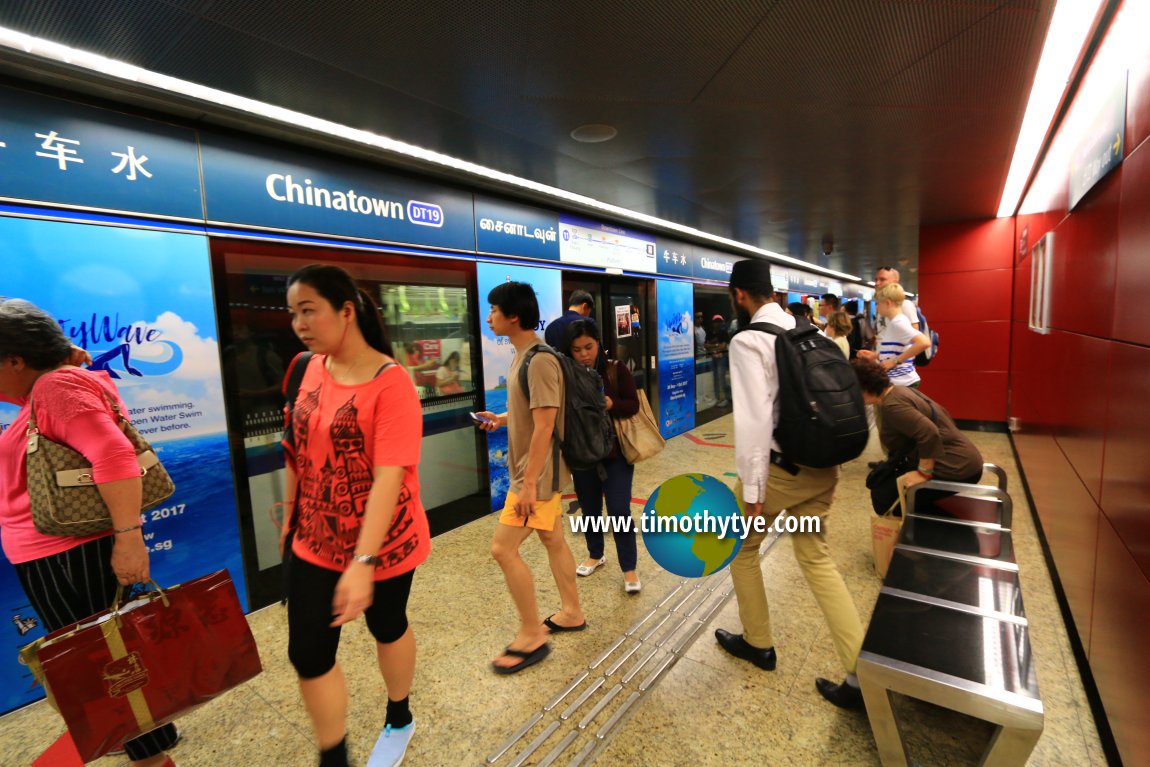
[0,299,180,767]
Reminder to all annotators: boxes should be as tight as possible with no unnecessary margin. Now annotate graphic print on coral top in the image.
[285,357,430,579]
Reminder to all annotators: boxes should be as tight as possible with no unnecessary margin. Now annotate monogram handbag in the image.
[606,362,666,464]
[25,391,176,537]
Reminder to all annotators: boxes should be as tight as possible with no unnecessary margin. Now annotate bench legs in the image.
[981,725,1043,767]
[858,679,910,767]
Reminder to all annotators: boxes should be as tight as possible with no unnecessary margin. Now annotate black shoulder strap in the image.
[741,321,785,337]
[284,351,314,413]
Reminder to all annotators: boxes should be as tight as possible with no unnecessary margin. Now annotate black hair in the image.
[844,299,860,314]
[851,358,891,396]
[788,302,813,319]
[487,281,540,331]
[563,319,606,374]
[0,299,73,370]
[287,264,393,356]
[821,293,841,310]
[568,289,595,313]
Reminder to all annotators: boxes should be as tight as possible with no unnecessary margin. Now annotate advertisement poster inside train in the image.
[656,280,696,439]
[0,216,247,714]
[475,262,562,511]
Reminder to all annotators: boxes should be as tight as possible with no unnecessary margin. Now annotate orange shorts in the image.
[498,490,564,531]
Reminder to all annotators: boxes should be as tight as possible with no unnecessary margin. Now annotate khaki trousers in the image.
[730,468,864,674]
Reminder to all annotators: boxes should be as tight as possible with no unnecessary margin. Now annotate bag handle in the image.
[112,579,170,616]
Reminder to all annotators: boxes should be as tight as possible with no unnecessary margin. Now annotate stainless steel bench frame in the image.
[859,462,1043,766]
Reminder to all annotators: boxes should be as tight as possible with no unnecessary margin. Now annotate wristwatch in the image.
[352,553,382,567]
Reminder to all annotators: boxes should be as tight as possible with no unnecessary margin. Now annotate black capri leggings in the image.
[287,556,415,680]
[15,535,180,761]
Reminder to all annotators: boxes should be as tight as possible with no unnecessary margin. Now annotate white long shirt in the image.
[729,302,793,505]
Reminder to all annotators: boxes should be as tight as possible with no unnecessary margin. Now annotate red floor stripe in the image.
[684,432,735,448]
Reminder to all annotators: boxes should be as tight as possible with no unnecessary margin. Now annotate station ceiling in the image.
[0,1,1057,288]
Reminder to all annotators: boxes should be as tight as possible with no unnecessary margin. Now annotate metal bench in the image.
[858,468,1043,766]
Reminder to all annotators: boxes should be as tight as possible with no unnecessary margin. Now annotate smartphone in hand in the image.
[469,412,493,426]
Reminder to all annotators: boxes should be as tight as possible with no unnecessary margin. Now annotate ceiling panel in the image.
[0,0,1058,287]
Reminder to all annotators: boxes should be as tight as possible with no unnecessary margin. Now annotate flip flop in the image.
[544,614,588,633]
[492,643,551,675]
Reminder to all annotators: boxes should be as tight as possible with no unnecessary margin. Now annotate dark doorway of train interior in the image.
[557,274,654,401]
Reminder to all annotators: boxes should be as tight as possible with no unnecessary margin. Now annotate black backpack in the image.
[741,322,868,468]
[912,303,940,367]
[519,344,615,484]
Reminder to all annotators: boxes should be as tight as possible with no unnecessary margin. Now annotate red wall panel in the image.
[1050,333,1111,504]
[918,269,1013,323]
[1089,517,1150,767]
[1012,432,1098,652]
[918,218,1015,274]
[1101,342,1150,579]
[919,371,1007,422]
[1049,169,1120,339]
[1114,143,1150,346]
[923,320,1009,372]
[1127,38,1150,153]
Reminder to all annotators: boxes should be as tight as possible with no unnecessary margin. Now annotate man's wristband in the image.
[916,466,934,477]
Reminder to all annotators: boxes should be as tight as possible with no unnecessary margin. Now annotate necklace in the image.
[327,352,371,383]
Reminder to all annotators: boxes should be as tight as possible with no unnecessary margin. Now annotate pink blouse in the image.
[0,368,141,564]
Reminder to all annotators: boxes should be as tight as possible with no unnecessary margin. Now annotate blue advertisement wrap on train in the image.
[0,83,203,220]
[475,197,560,262]
[0,216,247,715]
[475,262,562,511]
[200,131,476,252]
[656,280,696,439]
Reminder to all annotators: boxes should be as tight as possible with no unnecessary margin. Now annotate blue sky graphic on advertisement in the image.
[0,218,226,437]
[656,280,696,439]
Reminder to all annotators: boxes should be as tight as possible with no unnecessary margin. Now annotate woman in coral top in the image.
[282,265,430,767]
[0,299,179,767]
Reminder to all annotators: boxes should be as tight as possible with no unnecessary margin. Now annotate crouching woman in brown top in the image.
[852,359,983,512]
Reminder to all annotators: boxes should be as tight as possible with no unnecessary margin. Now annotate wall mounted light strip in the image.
[0,25,860,282]
[996,0,1105,218]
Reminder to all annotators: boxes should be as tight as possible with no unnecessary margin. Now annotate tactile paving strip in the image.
[483,524,787,766]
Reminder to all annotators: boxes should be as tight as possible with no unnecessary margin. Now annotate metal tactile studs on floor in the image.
[484,526,786,767]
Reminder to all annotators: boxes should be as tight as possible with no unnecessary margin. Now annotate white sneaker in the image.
[575,557,606,576]
[624,577,642,594]
[367,721,415,767]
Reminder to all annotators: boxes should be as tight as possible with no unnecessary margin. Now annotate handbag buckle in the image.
[140,465,149,477]
[76,473,93,484]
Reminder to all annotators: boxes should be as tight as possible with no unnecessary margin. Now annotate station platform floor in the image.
[1,415,1106,766]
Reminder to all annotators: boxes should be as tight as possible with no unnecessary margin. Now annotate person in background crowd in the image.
[0,299,181,767]
[815,293,840,330]
[283,265,430,767]
[825,310,853,359]
[787,302,815,328]
[858,283,930,389]
[694,311,707,356]
[843,299,874,358]
[544,289,596,349]
[716,261,866,710]
[873,266,919,334]
[561,320,642,593]
[474,281,586,674]
[706,314,730,407]
[435,351,464,395]
[852,358,984,511]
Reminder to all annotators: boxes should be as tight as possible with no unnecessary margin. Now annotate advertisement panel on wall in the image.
[0,216,246,714]
[475,197,560,262]
[655,239,743,281]
[559,214,658,273]
[475,262,562,510]
[0,84,203,220]
[656,280,696,439]
[200,132,476,252]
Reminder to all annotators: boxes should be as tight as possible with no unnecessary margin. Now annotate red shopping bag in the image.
[20,570,261,762]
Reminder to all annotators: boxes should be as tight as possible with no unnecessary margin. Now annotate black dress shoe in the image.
[714,628,777,670]
[867,460,882,470]
[816,677,865,709]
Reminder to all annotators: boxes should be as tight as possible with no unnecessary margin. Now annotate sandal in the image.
[624,577,642,594]
[575,557,606,576]
[491,643,551,675]
[543,614,588,633]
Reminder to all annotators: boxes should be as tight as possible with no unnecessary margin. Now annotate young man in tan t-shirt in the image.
[475,281,586,674]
